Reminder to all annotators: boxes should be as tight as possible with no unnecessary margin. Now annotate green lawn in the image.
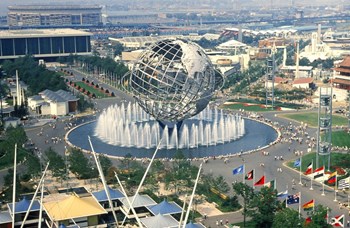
[287,152,350,171]
[222,103,279,112]
[74,81,108,98]
[280,112,348,127]
[331,130,350,147]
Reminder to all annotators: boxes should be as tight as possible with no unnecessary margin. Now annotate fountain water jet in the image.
[94,103,245,150]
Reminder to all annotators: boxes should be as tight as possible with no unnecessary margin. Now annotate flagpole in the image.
[274,178,277,190]
[299,156,302,185]
[310,176,313,190]
[243,164,245,184]
[309,160,313,190]
[253,169,255,189]
[334,172,338,202]
[298,192,301,218]
[322,182,325,196]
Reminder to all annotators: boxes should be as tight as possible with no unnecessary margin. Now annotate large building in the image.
[7,5,102,27]
[332,56,350,91]
[0,28,92,60]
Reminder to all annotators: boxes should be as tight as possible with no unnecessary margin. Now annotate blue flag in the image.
[233,165,244,175]
[286,193,300,205]
[294,158,301,167]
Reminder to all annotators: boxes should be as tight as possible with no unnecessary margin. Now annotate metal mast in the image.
[266,43,276,110]
[316,87,332,170]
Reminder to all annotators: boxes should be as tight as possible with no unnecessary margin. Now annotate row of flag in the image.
[232,165,274,188]
[233,164,347,227]
[294,158,346,187]
[305,214,345,227]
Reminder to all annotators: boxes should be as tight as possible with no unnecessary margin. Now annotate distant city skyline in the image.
[0,0,346,15]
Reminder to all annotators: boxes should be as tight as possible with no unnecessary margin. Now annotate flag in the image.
[264,179,275,189]
[245,169,254,180]
[304,162,313,175]
[277,190,288,198]
[331,214,344,227]
[294,158,301,167]
[313,166,324,179]
[302,199,314,211]
[327,171,337,184]
[254,175,265,186]
[233,165,244,175]
[286,193,300,205]
[338,177,350,190]
[305,217,312,225]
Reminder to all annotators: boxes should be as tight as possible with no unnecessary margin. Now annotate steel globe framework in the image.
[126,39,222,123]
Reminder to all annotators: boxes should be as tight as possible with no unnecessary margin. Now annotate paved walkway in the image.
[16,68,350,228]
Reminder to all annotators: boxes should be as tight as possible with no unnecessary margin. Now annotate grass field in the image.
[74,81,108,98]
[330,130,350,147]
[287,152,350,172]
[222,103,279,112]
[280,112,348,127]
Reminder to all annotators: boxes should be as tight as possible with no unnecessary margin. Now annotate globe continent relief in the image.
[128,39,221,123]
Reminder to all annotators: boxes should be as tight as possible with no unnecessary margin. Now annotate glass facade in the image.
[1,39,14,56]
[64,37,75,53]
[0,35,91,58]
[27,38,39,55]
[52,37,63,53]
[39,37,51,54]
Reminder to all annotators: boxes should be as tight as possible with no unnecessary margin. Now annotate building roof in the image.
[332,78,350,86]
[8,5,102,10]
[147,199,182,215]
[0,211,11,224]
[40,89,78,103]
[29,95,44,101]
[120,194,157,209]
[7,197,41,214]
[185,222,206,228]
[217,40,247,49]
[43,195,107,221]
[280,66,313,71]
[293,78,314,84]
[140,213,179,228]
[55,90,79,101]
[92,187,124,202]
[338,56,350,67]
[0,29,92,39]
[274,76,288,83]
[333,67,350,74]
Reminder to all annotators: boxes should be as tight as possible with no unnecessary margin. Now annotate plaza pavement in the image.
[5,68,350,227]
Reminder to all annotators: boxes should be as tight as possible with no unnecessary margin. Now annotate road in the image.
[5,67,349,227]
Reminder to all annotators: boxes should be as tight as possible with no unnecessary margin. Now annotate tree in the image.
[68,149,97,179]
[232,182,255,227]
[44,147,66,180]
[246,186,283,228]
[272,207,303,228]
[304,205,332,228]
[113,41,124,56]
[99,154,112,176]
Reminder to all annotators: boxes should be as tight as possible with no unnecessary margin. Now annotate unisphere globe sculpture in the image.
[126,39,222,123]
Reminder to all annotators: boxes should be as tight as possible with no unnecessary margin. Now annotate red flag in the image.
[304,162,313,175]
[305,217,312,224]
[245,169,254,180]
[254,175,265,186]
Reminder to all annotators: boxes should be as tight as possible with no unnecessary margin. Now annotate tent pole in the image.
[38,180,45,228]
[120,137,163,226]
[88,136,119,227]
[114,171,143,228]
[20,163,49,228]
[12,144,17,228]
[178,194,187,228]
[183,163,203,228]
